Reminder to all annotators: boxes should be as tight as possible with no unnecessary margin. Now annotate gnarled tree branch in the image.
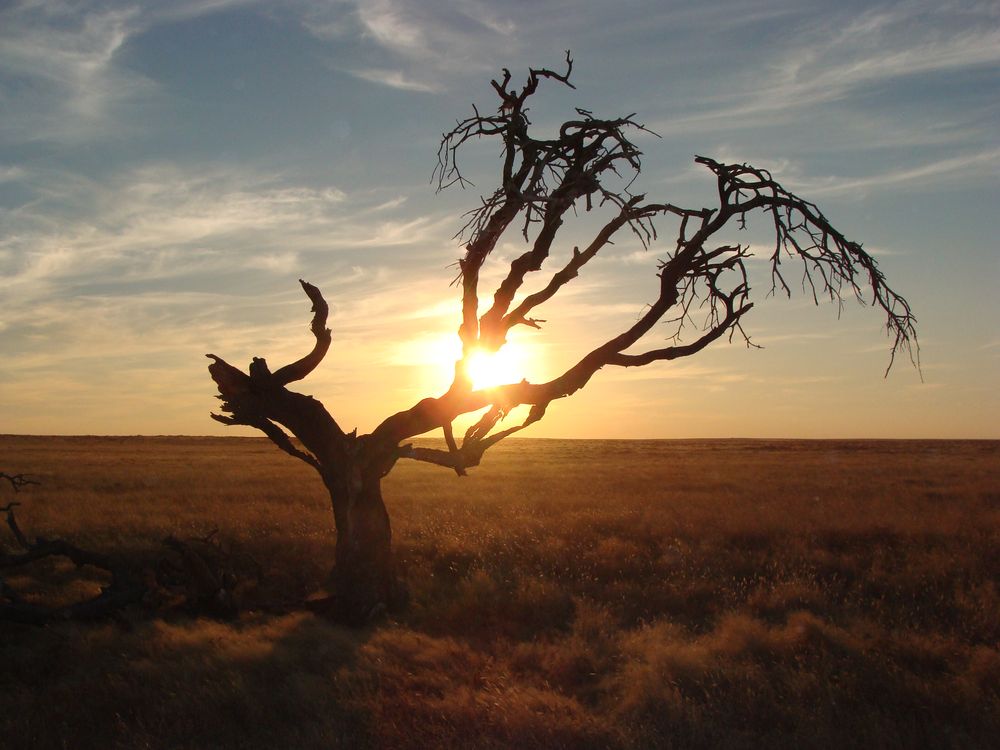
[206,55,918,623]
[371,57,918,467]
[272,279,332,386]
[207,283,347,471]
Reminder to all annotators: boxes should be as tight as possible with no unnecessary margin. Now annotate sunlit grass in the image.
[2,436,998,748]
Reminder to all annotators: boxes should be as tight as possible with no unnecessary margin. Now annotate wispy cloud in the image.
[0,154,467,432]
[0,161,458,379]
[648,2,1000,136]
[146,0,260,24]
[347,67,441,92]
[0,162,456,295]
[303,0,520,91]
[352,0,516,58]
[4,167,332,288]
[776,7,1000,99]
[706,144,1000,198]
[0,0,264,143]
[0,165,26,182]
[792,148,1000,197]
[0,2,145,141]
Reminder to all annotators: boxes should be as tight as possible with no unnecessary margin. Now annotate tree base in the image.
[305,573,408,625]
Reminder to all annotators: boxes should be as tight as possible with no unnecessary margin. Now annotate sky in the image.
[0,0,997,439]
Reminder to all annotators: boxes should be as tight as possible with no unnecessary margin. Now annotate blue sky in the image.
[1,0,997,438]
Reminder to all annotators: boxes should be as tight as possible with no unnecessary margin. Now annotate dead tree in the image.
[1,476,261,624]
[207,54,917,624]
[0,474,146,624]
[0,503,147,624]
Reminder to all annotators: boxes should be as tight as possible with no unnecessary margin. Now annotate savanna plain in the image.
[1,435,998,749]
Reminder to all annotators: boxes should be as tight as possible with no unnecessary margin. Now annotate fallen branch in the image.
[0,500,146,625]
[0,472,39,493]
[0,485,261,625]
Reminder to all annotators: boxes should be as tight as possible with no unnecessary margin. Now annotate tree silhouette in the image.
[207,54,917,624]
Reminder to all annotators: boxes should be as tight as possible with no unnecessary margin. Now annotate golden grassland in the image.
[1,435,998,749]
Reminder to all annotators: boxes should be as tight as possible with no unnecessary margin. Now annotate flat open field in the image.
[2,435,998,749]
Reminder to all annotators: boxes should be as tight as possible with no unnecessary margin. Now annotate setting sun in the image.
[462,345,528,391]
[414,334,537,394]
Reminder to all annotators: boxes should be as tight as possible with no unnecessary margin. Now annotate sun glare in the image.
[418,333,535,393]
[463,345,527,390]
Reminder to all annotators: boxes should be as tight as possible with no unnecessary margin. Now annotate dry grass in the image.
[2,435,998,749]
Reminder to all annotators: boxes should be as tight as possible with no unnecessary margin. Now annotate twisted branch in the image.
[377,57,918,466]
[204,56,918,485]
[207,281,347,472]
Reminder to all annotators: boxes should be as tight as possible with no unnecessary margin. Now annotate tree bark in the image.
[324,466,397,624]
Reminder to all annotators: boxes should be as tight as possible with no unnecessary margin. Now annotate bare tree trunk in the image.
[324,465,398,624]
